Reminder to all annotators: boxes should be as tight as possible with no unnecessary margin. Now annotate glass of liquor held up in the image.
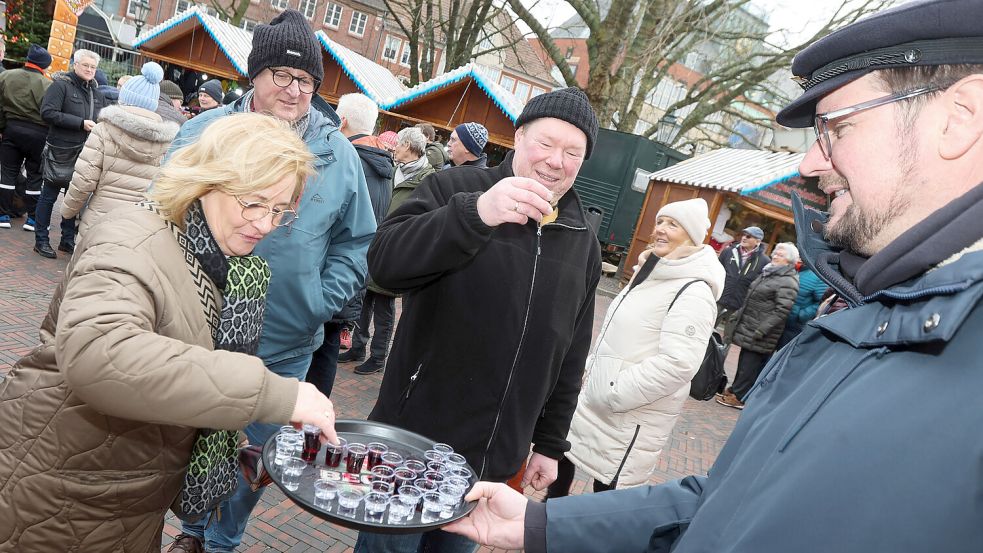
[301,423,321,463]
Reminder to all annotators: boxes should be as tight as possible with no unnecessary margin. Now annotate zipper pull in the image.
[536,227,542,256]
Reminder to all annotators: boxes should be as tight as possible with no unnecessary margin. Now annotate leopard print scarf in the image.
[145,200,272,522]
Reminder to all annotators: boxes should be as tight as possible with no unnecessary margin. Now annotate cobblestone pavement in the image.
[0,209,739,553]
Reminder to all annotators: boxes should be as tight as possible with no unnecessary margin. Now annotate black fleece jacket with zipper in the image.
[367,151,601,481]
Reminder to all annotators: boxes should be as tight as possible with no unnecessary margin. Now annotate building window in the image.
[382,35,401,61]
[514,81,530,101]
[531,86,546,98]
[499,75,515,92]
[174,0,193,15]
[399,42,412,66]
[478,32,493,53]
[240,18,257,32]
[299,0,317,19]
[323,2,342,27]
[565,47,574,59]
[568,64,578,75]
[272,0,290,9]
[349,11,367,36]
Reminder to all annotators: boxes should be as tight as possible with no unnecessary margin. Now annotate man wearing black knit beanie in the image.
[169,9,375,553]
[357,87,601,553]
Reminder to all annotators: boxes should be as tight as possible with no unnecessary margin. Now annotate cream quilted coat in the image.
[0,204,298,552]
[62,104,179,234]
[566,245,725,488]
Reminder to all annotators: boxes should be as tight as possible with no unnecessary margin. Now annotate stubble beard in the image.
[822,132,919,257]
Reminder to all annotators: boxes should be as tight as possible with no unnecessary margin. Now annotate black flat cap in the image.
[777,0,983,128]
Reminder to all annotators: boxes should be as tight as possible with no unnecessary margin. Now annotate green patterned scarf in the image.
[150,201,272,523]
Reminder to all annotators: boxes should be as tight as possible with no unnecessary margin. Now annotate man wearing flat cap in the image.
[168,9,375,553]
[443,1,983,551]
[358,87,601,553]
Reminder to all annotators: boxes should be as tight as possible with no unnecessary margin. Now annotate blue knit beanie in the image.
[26,44,52,69]
[119,62,164,111]
[454,122,488,157]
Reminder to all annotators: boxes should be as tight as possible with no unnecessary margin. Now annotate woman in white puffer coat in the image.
[548,198,725,496]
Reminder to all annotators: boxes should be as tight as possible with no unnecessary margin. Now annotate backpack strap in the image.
[667,279,707,312]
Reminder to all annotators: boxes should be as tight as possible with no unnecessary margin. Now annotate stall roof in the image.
[648,148,805,194]
[385,62,526,121]
[134,6,251,77]
[315,31,407,106]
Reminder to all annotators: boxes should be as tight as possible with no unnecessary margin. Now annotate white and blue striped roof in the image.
[315,31,407,106]
[384,63,526,122]
[649,148,805,194]
[134,6,251,77]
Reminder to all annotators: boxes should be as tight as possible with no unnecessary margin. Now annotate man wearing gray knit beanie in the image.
[356,86,601,553]
[169,8,376,553]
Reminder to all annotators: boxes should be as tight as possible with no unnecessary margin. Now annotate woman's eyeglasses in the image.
[236,196,298,227]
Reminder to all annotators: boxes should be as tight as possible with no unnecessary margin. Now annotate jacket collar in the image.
[793,182,983,306]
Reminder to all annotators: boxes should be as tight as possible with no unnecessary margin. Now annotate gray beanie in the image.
[198,79,224,103]
[656,198,710,246]
[514,87,598,159]
[248,9,323,83]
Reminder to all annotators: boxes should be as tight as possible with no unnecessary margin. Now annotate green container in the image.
[573,129,687,254]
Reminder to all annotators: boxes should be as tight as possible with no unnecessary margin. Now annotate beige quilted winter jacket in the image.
[0,204,298,552]
[566,245,725,488]
[62,104,179,234]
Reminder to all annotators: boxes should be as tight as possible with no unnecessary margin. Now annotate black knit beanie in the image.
[514,87,598,159]
[248,9,323,83]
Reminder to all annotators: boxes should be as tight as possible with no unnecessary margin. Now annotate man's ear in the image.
[938,74,983,160]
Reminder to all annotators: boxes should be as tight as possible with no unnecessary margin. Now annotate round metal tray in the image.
[262,419,477,534]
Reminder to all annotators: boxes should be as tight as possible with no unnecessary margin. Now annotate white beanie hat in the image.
[119,62,164,112]
[656,198,710,245]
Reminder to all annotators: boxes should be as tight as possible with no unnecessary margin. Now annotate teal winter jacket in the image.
[166,103,376,365]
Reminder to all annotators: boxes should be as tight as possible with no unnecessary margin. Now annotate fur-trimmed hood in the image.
[98,104,180,143]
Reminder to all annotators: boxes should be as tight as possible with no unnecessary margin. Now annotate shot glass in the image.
[438,483,465,517]
[446,466,473,481]
[314,480,338,510]
[444,452,467,469]
[346,443,368,474]
[337,488,365,518]
[301,423,322,463]
[427,460,447,475]
[446,476,470,492]
[370,465,396,490]
[432,443,454,459]
[324,437,347,469]
[424,450,444,464]
[366,442,389,470]
[393,467,416,493]
[403,459,427,477]
[363,491,390,523]
[423,470,445,484]
[380,451,404,469]
[282,458,306,492]
[420,491,443,523]
[398,485,424,513]
[371,481,394,495]
[274,434,300,467]
[413,478,438,493]
[387,494,415,524]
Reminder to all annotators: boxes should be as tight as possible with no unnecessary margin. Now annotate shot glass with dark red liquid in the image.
[324,437,347,468]
[366,442,389,470]
[393,467,416,494]
[346,443,368,474]
[301,423,321,463]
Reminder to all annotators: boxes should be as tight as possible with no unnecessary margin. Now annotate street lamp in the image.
[131,0,151,38]
[655,113,682,146]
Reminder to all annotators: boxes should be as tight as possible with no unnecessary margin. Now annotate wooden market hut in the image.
[381,63,526,149]
[133,8,407,108]
[623,148,827,282]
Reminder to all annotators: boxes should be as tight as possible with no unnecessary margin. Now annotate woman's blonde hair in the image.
[152,113,315,228]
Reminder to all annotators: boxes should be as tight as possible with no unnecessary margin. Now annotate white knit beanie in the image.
[656,198,710,245]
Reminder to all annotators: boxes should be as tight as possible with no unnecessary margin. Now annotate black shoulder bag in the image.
[667,280,727,401]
